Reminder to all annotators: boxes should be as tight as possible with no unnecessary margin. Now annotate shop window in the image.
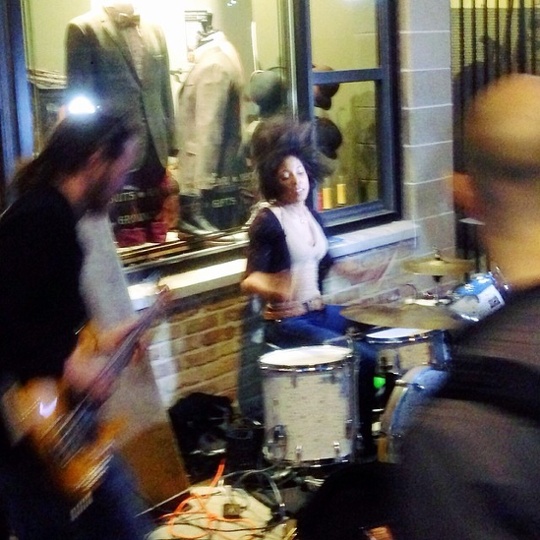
[304,0,400,231]
[14,0,399,268]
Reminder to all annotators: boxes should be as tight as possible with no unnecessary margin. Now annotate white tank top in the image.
[270,204,328,303]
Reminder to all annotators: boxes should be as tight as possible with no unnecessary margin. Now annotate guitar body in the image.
[11,378,116,502]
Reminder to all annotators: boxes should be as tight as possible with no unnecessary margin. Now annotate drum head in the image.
[366,327,431,345]
[259,345,351,371]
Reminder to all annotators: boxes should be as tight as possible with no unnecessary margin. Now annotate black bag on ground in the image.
[168,392,233,464]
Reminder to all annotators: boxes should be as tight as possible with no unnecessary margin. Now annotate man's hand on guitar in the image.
[64,317,145,403]
[63,286,169,403]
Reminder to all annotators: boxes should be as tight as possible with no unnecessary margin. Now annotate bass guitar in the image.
[0,286,170,513]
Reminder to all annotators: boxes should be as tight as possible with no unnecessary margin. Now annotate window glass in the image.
[308,0,392,225]
[22,0,289,252]
[310,0,378,70]
[19,0,396,264]
[314,80,378,212]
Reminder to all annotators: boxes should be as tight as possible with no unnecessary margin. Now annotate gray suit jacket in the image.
[66,9,176,169]
[176,33,244,194]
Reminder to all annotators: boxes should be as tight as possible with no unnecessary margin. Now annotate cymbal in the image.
[403,253,475,277]
[341,302,465,330]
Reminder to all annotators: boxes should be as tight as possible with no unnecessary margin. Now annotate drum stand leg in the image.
[353,343,378,463]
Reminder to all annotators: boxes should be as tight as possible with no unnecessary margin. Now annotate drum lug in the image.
[295,445,303,462]
[333,441,343,462]
[267,425,287,461]
[345,418,353,439]
[379,350,401,375]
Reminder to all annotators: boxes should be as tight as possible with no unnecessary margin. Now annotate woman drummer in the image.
[241,116,377,459]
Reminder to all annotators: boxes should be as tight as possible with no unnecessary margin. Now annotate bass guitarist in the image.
[0,112,154,539]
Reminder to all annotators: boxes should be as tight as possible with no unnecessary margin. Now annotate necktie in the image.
[115,13,140,28]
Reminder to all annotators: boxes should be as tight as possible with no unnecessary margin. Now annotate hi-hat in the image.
[403,252,474,277]
[341,302,465,330]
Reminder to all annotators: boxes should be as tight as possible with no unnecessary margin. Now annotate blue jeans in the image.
[264,304,351,347]
[264,305,377,452]
[0,442,153,540]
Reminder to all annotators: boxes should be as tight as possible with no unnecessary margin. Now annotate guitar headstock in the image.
[153,284,172,317]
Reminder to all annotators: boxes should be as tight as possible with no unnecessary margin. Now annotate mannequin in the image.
[103,2,136,14]
[175,17,244,235]
[65,1,177,244]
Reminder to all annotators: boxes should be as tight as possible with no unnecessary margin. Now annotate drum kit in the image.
[257,251,509,468]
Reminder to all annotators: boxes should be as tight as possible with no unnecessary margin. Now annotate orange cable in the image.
[164,459,270,540]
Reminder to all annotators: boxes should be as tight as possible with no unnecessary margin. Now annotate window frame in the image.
[0,0,33,209]
[293,0,401,235]
[0,0,402,272]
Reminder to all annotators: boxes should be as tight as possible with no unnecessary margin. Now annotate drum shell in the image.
[377,365,448,463]
[259,345,356,465]
[366,327,450,375]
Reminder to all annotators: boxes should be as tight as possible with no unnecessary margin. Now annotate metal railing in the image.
[452,1,540,172]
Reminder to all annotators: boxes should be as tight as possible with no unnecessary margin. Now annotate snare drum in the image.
[365,327,450,375]
[378,365,448,463]
[259,345,356,465]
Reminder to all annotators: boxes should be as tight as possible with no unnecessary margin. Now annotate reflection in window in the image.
[19,0,395,262]
[22,0,288,252]
[307,0,398,228]
[314,81,378,211]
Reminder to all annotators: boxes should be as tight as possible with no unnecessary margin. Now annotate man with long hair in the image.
[0,113,153,539]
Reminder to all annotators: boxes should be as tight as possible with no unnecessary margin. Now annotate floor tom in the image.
[378,365,448,463]
[259,345,356,465]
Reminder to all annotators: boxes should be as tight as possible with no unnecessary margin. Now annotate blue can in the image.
[450,270,509,322]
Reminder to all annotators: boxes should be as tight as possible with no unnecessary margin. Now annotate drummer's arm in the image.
[242,209,294,302]
[241,270,293,302]
[332,259,371,284]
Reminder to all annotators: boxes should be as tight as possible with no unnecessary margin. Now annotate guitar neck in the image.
[93,289,168,390]
[101,304,159,381]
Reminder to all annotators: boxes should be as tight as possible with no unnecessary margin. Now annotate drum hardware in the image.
[267,424,288,462]
[333,442,343,461]
[401,280,454,307]
[407,296,452,307]
[403,250,476,305]
[345,418,354,439]
[375,355,400,412]
[377,349,401,376]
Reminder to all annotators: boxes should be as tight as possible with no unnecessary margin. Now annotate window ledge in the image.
[129,258,247,310]
[128,220,418,309]
[328,220,418,258]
